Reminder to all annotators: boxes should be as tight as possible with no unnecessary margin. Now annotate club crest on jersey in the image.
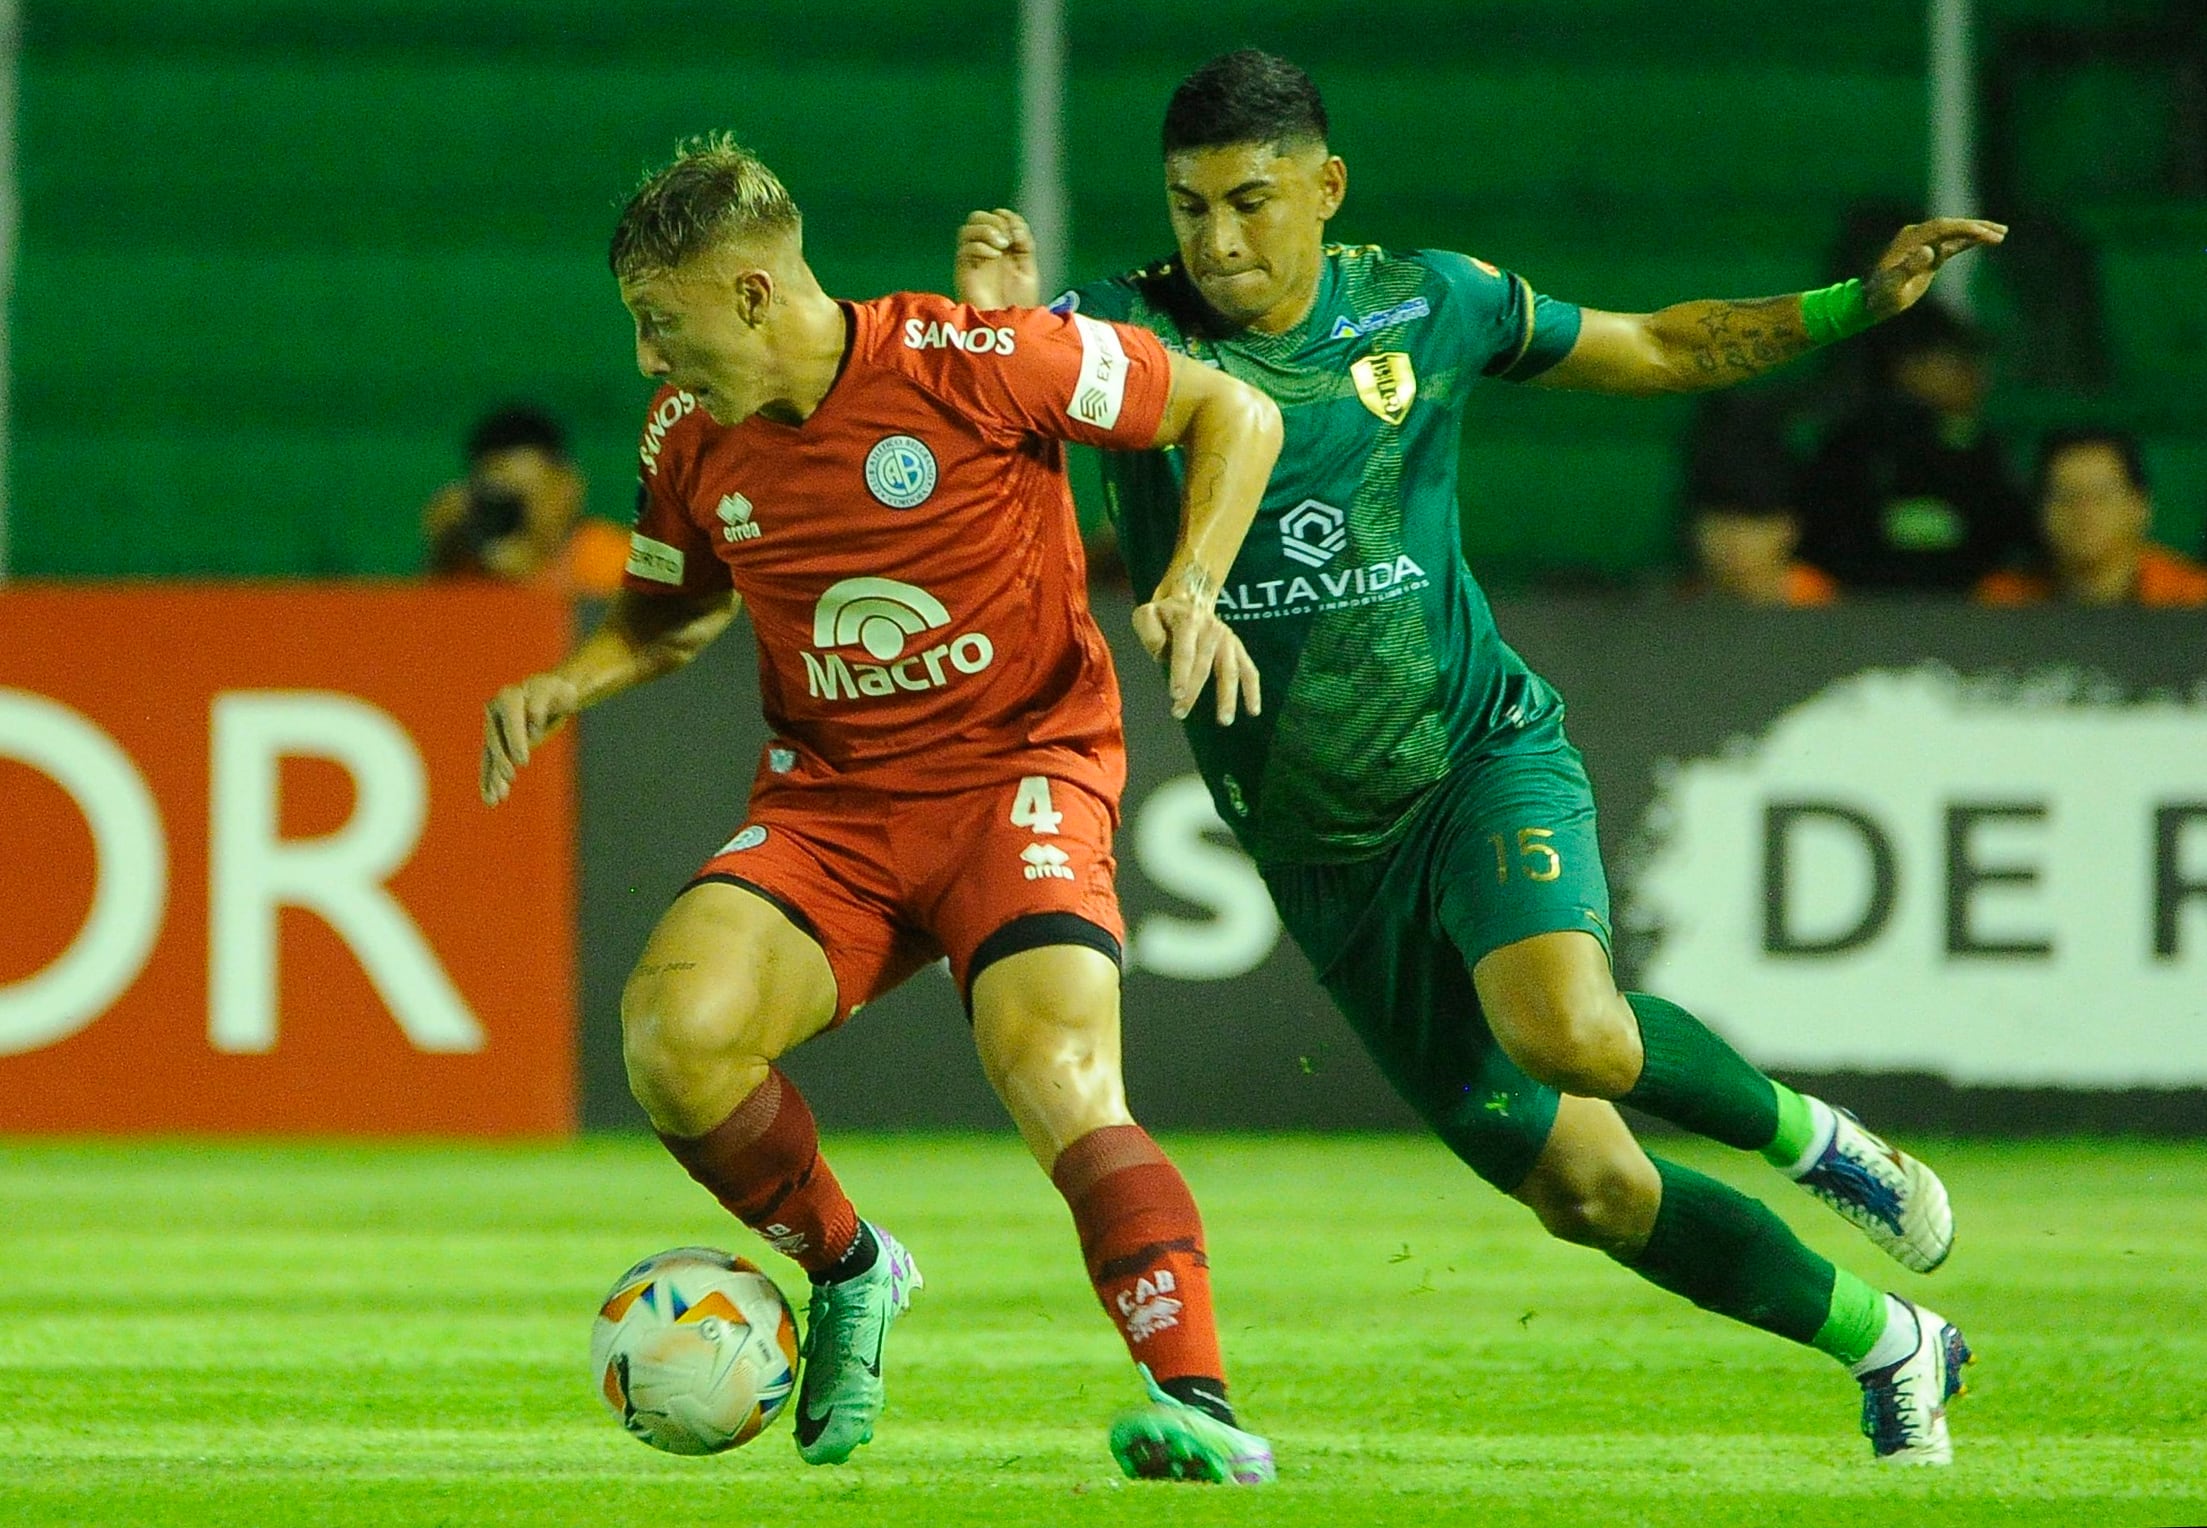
[1352,351,1418,425]
[1279,499,1348,568]
[716,492,761,542]
[865,435,938,509]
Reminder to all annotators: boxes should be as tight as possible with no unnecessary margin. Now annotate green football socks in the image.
[1626,1157,1887,1365]
[1762,1079,1827,1172]
[1620,992,1781,1151]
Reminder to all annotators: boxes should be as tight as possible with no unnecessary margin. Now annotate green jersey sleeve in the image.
[1422,250,1582,383]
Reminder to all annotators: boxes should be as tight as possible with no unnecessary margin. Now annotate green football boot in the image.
[792,1224,921,1465]
[1108,1364,1275,1485]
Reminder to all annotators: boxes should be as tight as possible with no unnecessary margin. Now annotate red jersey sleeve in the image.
[620,389,728,599]
[889,300,1173,451]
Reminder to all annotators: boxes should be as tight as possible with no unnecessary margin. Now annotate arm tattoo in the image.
[1183,444,1232,511]
[1674,294,1816,388]
[1861,266,1906,318]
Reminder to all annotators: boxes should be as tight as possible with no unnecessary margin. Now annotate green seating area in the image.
[10,0,2203,579]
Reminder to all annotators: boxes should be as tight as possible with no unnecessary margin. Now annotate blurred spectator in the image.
[1977,429,2207,607]
[1678,397,1835,607]
[424,405,628,595]
[1798,302,2032,593]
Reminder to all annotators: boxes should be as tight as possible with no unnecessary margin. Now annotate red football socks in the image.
[1051,1124,1226,1401]
[656,1067,860,1276]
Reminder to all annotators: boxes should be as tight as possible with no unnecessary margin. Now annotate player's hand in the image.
[480,673,580,806]
[1862,218,2007,319]
[955,208,1042,309]
[1132,595,1262,726]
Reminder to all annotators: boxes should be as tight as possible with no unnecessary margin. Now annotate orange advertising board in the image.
[0,584,576,1135]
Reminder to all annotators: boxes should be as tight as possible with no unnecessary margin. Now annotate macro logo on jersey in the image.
[716,493,761,543]
[902,318,1018,355]
[1278,500,1348,569]
[802,577,996,702]
[717,826,767,854]
[639,391,698,477]
[1327,297,1432,341]
[1351,352,1418,425]
[1069,315,1129,430]
[864,435,938,509]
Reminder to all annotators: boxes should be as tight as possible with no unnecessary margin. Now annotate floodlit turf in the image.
[1,1134,2202,1528]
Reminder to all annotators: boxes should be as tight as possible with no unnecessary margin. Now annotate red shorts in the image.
[690,766,1124,1022]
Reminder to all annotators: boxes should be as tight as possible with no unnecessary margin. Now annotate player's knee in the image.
[1500,990,1642,1098]
[1522,1155,1659,1255]
[973,981,1129,1159]
[619,968,761,1127]
[980,1006,1111,1101]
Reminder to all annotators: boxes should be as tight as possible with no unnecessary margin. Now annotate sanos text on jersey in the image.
[638,390,698,477]
[1215,555,1431,621]
[903,319,1018,355]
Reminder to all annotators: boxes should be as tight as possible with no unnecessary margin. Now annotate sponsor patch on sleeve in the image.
[1068,314,1129,431]
[625,532,685,585]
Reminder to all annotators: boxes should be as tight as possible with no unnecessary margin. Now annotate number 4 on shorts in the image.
[1011,776,1063,836]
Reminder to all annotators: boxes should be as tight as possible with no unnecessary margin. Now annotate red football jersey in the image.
[623,293,1174,804]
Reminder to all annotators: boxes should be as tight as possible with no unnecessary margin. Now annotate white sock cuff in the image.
[1849,1295,1919,1378]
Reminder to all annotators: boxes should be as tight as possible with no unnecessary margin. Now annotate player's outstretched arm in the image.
[480,588,740,805]
[1133,352,1283,725]
[955,209,1043,309]
[1534,217,2008,396]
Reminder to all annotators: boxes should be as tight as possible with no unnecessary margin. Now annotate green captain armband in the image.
[1799,279,1875,346]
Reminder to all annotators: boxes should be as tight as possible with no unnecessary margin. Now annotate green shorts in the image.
[1260,723,1612,1193]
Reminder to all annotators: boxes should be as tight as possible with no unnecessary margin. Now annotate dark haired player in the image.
[959,50,2004,1464]
[485,135,1284,1483]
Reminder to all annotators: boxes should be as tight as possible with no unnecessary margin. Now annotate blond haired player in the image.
[483,136,1282,1483]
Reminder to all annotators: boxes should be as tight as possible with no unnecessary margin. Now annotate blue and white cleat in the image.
[1794,1107,1955,1273]
[793,1224,922,1465]
[1109,1364,1275,1485]
[1859,1299,1973,1464]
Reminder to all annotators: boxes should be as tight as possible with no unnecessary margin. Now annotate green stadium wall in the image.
[12,1,2201,581]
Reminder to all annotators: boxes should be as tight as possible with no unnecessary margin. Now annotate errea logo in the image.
[1280,499,1348,568]
[1021,843,1074,882]
[716,493,761,542]
[802,577,995,702]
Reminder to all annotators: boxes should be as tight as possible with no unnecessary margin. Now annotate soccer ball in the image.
[591,1246,801,1455]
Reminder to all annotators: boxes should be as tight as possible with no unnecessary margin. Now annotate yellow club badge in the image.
[1351,351,1417,425]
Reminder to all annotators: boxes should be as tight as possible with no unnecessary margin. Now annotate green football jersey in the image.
[1065,245,1584,865]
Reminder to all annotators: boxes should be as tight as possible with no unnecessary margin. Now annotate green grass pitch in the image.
[2,1133,2202,1527]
